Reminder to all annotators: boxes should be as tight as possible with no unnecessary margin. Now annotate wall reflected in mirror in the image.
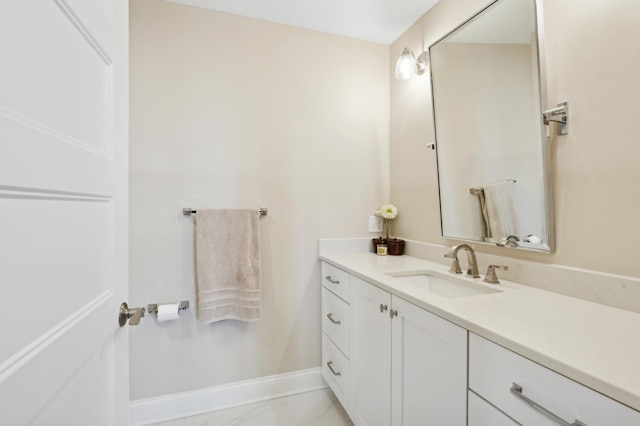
[430,0,553,252]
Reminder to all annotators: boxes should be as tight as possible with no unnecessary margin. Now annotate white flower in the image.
[376,204,398,220]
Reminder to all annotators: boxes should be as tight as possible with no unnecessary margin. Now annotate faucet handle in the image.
[484,265,508,284]
[444,252,462,274]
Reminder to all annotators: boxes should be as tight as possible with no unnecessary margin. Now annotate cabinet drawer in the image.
[322,333,350,410]
[321,262,350,302]
[322,288,350,356]
[468,391,518,426]
[469,333,640,426]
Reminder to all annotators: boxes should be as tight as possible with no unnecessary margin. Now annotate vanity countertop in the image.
[320,251,640,412]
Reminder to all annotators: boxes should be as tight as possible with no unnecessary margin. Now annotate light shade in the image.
[395,47,429,80]
[395,48,415,80]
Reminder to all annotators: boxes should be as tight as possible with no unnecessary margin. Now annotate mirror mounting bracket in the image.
[543,102,569,135]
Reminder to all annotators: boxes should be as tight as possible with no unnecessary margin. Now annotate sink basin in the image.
[386,271,502,298]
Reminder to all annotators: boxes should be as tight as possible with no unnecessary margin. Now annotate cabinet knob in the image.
[390,309,398,318]
[380,303,388,313]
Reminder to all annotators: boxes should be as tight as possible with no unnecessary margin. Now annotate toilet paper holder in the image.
[147,300,190,316]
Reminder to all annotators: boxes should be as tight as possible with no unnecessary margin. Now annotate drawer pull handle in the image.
[327,361,342,377]
[326,313,341,325]
[325,275,340,284]
[510,383,587,426]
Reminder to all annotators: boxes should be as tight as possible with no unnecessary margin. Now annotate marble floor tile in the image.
[151,388,353,426]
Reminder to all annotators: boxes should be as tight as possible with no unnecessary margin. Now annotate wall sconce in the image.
[395,47,429,80]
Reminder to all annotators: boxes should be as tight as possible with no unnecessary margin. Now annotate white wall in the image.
[129,0,389,400]
[391,0,640,278]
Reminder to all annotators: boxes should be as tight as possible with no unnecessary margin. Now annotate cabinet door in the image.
[322,287,350,356]
[322,261,351,302]
[350,276,392,426]
[322,334,351,410]
[469,391,519,426]
[391,297,467,426]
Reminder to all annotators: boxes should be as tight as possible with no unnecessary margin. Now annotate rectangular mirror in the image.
[430,0,553,252]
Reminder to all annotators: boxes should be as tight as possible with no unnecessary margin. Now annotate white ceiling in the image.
[165,0,441,45]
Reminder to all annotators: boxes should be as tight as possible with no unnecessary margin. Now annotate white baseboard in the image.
[129,368,326,425]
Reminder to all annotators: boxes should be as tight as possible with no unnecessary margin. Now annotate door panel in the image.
[0,0,114,155]
[0,196,112,360]
[31,343,112,425]
[0,0,129,424]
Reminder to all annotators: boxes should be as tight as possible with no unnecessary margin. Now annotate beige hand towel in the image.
[476,189,493,239]
[483,180,520,240]
[195,209,261,323]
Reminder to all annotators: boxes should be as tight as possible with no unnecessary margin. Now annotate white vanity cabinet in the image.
[469,333,640,426]
[350,275,467,426]
[321,253,640,425]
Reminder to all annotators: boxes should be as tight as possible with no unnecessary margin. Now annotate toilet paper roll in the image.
[157,303,180,321]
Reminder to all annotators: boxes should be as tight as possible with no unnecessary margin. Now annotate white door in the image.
[350,277,392,426]
[390,297,467,426]
[0,0,129,424]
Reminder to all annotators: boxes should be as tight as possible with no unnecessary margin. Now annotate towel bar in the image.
[469,179,516,195]
[183,207,268,216]
[147,300,189,315]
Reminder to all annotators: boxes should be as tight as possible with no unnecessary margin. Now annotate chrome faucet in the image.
[444,244,481,278]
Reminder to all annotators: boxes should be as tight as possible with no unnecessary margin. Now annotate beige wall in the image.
[129,0,389,399]
[391,0,640,278]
